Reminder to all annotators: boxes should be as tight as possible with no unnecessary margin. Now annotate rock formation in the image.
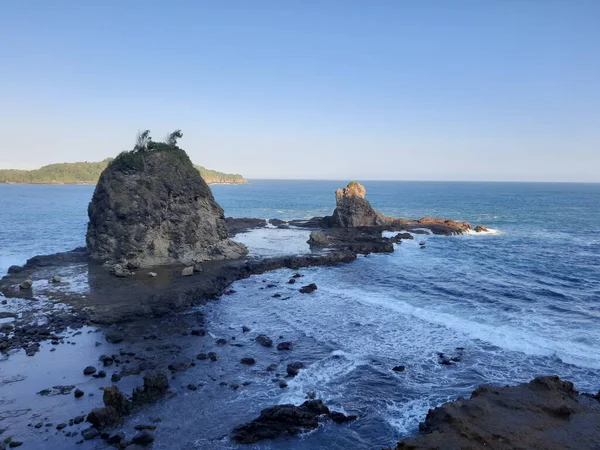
[325,181,385,227]
[86,139,247,268]
[395,376,600,450]
[231,399,356,444]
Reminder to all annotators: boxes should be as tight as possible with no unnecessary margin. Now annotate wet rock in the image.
[307,231,330,247]
[111,373,121,382]
[83,366,97,375]
[168,359,193,372]
[50,275,62,283]
[107,431,125,445]
[134,424,157,431]
[277,341,293,351]
[231,400,331,444]
[92,370,107,378]
[216,338,228,345]
[272,293,282,298]
[25,343,40,356]
[299,283,317,294]
[19,279,33,290]
[279,381,288,389]
[293,273,303,278]
[255,334,273,347]
[329,411,358,423]
[266,363,278,372]
[241,357,256,365]
[475,225,488,233]
[73,415,85,424]
[196,353,208,360]
[181,266,194,277]
[74,389,84,398]
[132,372,169,405]
[287,362,304,377]
[103,385,132,416]
[287,278,296,284]
[147,272,157,277]
[131,429,154,445]
[111,264,132,278]
[242,326,251,333]
[208,352,218,361]
[8,442,23,448]
[7,265,24,274]
[392,365,406,372]
[187,384,197,391]
[105,331,124,344]
[81,427,100,440]
[191,328,206,336]
[99,355,114,366]
[56,423,67,430]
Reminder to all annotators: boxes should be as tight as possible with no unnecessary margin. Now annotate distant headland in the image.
[0,158,247,185]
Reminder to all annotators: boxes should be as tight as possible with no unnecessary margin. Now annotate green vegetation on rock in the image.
[0,130,246,185]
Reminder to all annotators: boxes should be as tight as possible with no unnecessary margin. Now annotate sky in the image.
[0,1,599,181]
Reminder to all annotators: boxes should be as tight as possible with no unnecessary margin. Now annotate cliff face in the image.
[86,147,247,268]
[326,181,386,227]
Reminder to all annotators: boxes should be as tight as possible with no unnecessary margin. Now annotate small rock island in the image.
[86,130,248,268]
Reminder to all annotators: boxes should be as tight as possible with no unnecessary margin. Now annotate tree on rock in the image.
[134,130,152,152]
[165,129,183,147]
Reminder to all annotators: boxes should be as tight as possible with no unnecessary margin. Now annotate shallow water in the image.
[1,180,599,448]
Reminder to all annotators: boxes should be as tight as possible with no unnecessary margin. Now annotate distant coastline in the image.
[0,158,247,185]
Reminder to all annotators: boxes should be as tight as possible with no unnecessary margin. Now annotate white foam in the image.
[464,228,501,236]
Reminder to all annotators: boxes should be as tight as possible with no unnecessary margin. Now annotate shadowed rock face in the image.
[326,181,386,227]
[86,149,247,268]
[395,376,600,450]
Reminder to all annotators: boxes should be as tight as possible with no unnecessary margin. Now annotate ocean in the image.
[1,180,599,449]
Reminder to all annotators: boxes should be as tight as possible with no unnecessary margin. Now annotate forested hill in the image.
[0,159,247,185]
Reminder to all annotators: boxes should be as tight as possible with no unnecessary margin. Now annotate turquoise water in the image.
[1,181,599,448]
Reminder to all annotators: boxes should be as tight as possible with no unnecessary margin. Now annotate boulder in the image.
[181,266,194,277]
[299,283,317,294]
[231,400,330,444]
[19,279,33,290]
[50,275,62,283]
[325,182,385,227]
[147,272,157,277]
[307,231,330,247]
[86,142,248,268]
[255,334,273,347]
[475,225,489,233]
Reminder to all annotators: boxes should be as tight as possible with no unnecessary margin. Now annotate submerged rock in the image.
[86,140,247,268]
[255,334,273,347]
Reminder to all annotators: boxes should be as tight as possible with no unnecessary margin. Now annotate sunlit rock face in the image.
[327,181,386,227]
[86,147,247,268]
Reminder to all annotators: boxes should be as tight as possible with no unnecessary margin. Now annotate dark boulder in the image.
[231,400,330,444]
[299,283,317,294]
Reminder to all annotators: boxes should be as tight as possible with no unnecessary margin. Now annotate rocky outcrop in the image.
[231,400,356,444]
[395,376,600,450]
[325,182,385,227]
[86,145,247,268]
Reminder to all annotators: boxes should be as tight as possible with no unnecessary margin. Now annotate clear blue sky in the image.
[1,1,598,181]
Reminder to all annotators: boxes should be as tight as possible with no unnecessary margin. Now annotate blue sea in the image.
[1,180,600,448]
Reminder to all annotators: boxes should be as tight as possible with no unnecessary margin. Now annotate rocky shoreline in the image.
[3,176,594,449]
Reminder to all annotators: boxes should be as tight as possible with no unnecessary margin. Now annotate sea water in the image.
[0,180,599,448]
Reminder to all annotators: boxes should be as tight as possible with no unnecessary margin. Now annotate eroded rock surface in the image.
[325,182,385,227]
[395,376,600,450]
[86,146,247,268]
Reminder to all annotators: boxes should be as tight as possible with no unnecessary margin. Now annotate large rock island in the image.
[86,132,248,268]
